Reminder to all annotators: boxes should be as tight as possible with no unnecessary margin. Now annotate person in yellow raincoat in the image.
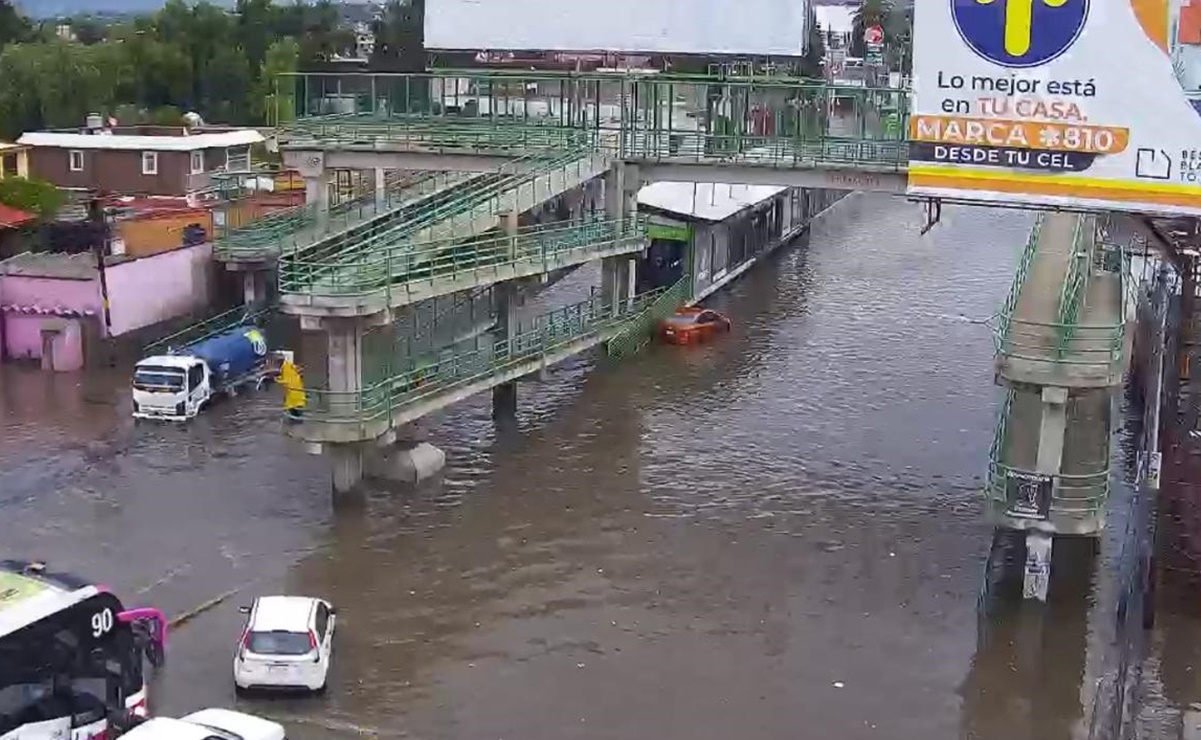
[278,357,307,420]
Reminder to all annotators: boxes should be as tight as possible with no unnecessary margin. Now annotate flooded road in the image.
[0,193,1144,739]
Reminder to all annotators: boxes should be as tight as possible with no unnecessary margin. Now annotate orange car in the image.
[659,307,732,345]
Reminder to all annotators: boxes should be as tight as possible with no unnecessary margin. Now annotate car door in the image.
[315,601,335,671]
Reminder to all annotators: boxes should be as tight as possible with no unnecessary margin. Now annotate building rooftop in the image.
[0,204,35,230]
[17,128,264,152]
[637,182,788,222]
[0,250,132,280]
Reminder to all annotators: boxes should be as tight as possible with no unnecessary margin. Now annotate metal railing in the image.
[215,171,478,261]
[995,213,1125,377]
[295,286,675,427]
[995,213,1045,349]
[279,145,605,293]
[279,214,645,299]
[1056,214,1094,355]
[984,389,1111,519]
[143,303,273,356]
[275,70,909,169]
[606,277,690,359]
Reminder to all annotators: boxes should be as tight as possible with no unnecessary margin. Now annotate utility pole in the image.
[88,196,115,367]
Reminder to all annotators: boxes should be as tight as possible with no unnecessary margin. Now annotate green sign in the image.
[647,223,691,242]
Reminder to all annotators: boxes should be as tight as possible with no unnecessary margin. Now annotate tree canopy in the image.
[0,0,368,139]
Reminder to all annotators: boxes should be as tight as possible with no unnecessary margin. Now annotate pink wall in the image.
[106,242,212,336]
[4,316,85,370]
[0,275,98,370]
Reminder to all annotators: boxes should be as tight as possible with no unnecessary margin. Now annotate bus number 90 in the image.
[91,608,114,638]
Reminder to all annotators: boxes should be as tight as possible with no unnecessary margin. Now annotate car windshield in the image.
[247,631,311,656]
[133,366,184,391]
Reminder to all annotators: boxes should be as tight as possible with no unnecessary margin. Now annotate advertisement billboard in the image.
[908,0,1201,215]
[424,0,809,56]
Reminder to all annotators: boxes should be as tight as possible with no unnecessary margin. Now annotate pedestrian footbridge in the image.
[986,210,1129,599]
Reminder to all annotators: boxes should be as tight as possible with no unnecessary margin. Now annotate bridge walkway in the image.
[987,211,1127,536]
[215,170,486,264]
[277,147,632,317]
[289,280,688,444]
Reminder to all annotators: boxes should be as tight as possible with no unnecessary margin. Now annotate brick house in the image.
[17,123,265,198]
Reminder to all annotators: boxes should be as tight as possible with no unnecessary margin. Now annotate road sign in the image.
[864,25,883,45]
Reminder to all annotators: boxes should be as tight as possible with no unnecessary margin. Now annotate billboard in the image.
[424,0,810,56]
[908,0,1201,215]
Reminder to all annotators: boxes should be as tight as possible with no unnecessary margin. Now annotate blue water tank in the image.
[188,326,267,386]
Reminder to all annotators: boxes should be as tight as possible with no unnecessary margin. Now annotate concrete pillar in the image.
[366,441,446,485]
[304,174,328,230]
[1023,531,1053,602]
[330,445,364,495]
[242,270,268,307]
[604,162,625,223]
[1036,386,1069,473]
[327,319,365,494]
[492,276,519,420]
[1023,385,1068,602]
[374,167,387,209]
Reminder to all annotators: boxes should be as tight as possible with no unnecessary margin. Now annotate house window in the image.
[141,151,158,176]
[190,151,204,175]
[225,146,250,172]
[69,150,84,172]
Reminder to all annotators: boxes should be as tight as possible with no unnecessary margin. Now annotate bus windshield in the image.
[0,592,137,739]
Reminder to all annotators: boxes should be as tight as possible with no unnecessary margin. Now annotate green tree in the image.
[800,11,826,79]
[851,0,893,57]
[0,176,63,219]
[257,37,300,124]
[0,0,29,50]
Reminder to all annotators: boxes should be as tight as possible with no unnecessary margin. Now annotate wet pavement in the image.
[0,193,1167,740]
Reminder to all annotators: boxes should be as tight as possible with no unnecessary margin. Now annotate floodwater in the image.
[0,193,1152,740]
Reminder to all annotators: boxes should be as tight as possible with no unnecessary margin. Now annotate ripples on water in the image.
[1,194,1148,740]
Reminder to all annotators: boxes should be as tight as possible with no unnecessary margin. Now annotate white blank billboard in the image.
[424,0,810,56]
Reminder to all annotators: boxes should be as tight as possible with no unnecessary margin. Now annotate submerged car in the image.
[659,307,732,345]
[233,596,336,694]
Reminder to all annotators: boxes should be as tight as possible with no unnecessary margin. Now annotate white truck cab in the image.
[131,355,212,421]
[121,709,286,740]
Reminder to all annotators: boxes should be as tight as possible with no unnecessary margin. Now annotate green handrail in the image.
[278,214,646,299]
[984,389,1110,517]
[143,303,274,356]
[606,277,690,359]
[279,145,602,291]
[1055,214,1092,355]
[995,213,1045,353]
[295,285,676,426]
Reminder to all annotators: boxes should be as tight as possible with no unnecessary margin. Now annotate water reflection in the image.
[0,194,1144,740]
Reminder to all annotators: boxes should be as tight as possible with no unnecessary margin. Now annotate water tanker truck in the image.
[132,326,272,421]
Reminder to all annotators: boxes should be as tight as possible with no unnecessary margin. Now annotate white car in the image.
[120,708,286,740]
[233,596,336,694]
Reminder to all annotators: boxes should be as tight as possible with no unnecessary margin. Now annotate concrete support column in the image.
[492,276,520,420]
[1023,531,1054,602]
[1023,385,1068,602]
[374,167,387,209]
[304,174,328,230]
[242,270,268,307]
[1036,386,1069,474]
[601,256,630,316]
[330,445,364,495]
[326,318,365,494]
[501,210,519,261]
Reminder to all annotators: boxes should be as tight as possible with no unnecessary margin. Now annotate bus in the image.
[0,561,167,740]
